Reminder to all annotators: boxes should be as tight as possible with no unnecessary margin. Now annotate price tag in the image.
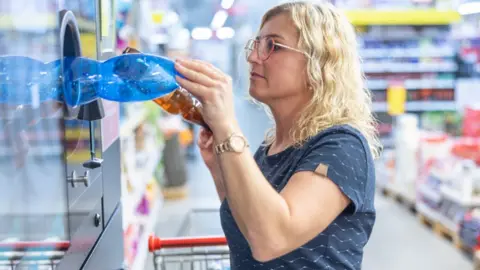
[387,84,407,115]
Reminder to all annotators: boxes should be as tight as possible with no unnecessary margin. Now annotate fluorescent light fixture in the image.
[458,1,480,15]
[211,10,229,29]
[192,27,212,40]
[221,0,235,9]
[216,27,235,39]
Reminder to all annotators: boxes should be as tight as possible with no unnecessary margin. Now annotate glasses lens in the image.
[245,39,254,60]
[258,38,275,60]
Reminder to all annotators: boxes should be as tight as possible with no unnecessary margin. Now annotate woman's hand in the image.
[174,58,239,136]
[197,127,217,171]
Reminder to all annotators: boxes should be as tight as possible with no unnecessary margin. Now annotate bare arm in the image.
[198,129,226,202]
[210,163,226,202]
[214,125,351,262]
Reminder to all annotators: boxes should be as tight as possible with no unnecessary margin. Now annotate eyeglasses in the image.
[244,36,310,61]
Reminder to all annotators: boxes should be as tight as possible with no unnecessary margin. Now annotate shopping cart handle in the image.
[148,235,227,251]
[0,241,70,251]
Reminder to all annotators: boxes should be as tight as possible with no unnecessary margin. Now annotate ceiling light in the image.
[211,10,229,30]
[216,27,235,39]
[192,27,212,40]
[459,1,480,15]
[221,0,235,9]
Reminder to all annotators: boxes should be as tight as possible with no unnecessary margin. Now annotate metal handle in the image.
[0,241,70,251]
[67,170,90,188]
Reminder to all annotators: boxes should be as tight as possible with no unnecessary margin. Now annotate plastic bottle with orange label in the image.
[123,47,209,130]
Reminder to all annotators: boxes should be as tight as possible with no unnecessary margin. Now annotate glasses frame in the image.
[244,36,310,61]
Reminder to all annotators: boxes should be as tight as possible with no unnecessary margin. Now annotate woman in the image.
[174,1,381,269]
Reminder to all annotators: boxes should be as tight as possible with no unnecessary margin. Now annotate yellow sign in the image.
[80,33,97,58]
[344,10,461,26]
[101,0,111,37]
[152,12,165,24]
[387,85,407,115]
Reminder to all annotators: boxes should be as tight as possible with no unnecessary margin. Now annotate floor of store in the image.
[146,94,473,270]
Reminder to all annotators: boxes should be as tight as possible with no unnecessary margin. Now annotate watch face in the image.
[230,136,245,152]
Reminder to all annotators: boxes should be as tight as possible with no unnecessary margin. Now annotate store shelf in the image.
[416,202,440,223]
[122,142,164,227]
[363,62,457,73]
[120,109,148,137]
[368,79,455,90]
[130,198,161,270]
[440,186,480,207]
[436,213,458,234]
[344,10,461,26]
[0,14,96,31]
[372,101,456,112]
[0,144,62,157]
[360,47,455,59]
[412,101,455,110]
[380,137,394,148]
[419,184,442,203]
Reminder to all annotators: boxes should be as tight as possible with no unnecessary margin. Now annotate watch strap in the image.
[214,133,249,155]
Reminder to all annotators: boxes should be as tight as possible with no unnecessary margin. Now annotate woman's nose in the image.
[247,48,262,64]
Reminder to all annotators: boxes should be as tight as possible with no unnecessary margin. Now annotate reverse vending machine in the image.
[0,0,124,269]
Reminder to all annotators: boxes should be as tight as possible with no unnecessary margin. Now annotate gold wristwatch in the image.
[214,133,249,155]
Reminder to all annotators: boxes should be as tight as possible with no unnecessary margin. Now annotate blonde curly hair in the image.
[258,1,382,158]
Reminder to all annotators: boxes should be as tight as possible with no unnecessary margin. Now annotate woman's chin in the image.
[249,87,268,102]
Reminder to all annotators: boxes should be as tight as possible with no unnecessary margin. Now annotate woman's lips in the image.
[250,72,265,79]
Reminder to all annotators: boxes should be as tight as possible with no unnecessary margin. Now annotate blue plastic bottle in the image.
[63,53,181,106]
[0,56,62,105]
[0,53,181,107]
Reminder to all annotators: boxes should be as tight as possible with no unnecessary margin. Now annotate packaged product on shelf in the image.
[375,148,395,188]
[459,209,480,250]
[394,114,419,201]
[418,133,453,180]
[463,106,480,138]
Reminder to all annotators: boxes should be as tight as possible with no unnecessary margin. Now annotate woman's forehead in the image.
[259,14,298,42]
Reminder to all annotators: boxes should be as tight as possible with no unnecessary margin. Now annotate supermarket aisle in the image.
[149,95,472,270]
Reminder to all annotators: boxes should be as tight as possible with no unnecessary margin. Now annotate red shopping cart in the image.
[149,208,230,270]
[0,240,70,269]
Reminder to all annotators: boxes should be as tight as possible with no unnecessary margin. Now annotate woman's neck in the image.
[269,100,303,149]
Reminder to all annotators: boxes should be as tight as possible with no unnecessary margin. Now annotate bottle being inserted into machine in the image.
[122,47,209,130]
[0,48,209,129]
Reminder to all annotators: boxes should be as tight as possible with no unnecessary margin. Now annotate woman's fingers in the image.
[177,58,225,81]
[191,59,225,80]
[175,61,217,87]
[198,128,214,149]
[176,76,207,101]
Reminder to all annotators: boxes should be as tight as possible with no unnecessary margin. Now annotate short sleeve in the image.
[294,130,369,214]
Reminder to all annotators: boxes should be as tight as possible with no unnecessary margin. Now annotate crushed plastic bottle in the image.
[0,56,62,105]
[122,47,210,130]
[0,53,181,107]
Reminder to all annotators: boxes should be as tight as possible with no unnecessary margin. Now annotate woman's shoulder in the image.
[304,124,369,150]
[298,124,374,170]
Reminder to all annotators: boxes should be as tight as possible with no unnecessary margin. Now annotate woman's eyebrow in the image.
[257,33,286,40]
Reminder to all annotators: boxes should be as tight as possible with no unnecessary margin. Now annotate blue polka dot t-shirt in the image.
[220,125,376,270]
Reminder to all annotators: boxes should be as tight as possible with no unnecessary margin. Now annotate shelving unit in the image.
[130,198,161,270]
[378,130,480,255]
[372,101,457,112]
[365,8,480,253]
[122,142,163,227]
[343,9,461,143]
[120,103,166,270]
